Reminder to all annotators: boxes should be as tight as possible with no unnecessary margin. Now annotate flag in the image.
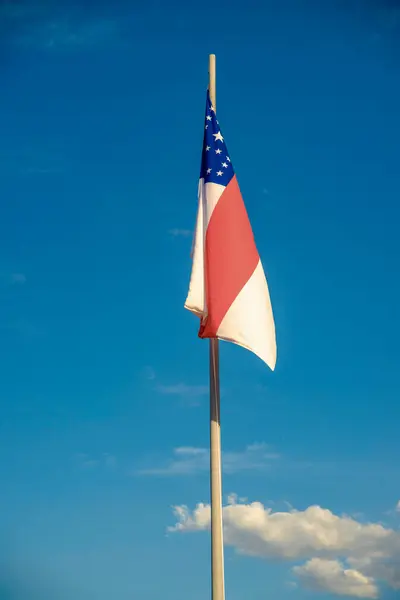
[185,91,277,370]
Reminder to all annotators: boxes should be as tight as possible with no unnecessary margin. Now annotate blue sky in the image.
[1,1,400,599]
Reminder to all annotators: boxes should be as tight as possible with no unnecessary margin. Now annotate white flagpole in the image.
[208,54,225,600]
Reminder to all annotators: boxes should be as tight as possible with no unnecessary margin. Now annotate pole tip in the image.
[209,54,216,73]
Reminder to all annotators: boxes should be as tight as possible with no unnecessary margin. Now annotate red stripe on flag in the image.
[199,175,259,338]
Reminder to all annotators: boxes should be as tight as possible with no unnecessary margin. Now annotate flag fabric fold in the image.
[185,91,277,370]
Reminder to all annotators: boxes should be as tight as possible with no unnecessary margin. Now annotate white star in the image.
[205,125,208,129]
[215,148,222,154]
[213,131,224,143]
[216,171,223,176]
[206,115,212,121]
[206,146,210,151]
[207,168,212,174]
[210,105,215,112]
[221,162,228,168]
[226,156,231,162]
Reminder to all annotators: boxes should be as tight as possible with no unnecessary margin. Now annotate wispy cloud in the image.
[168,228,192,238]
[74,452,117,470]
[155,382,208,407]
[156,382,208,398]
[23,166,63,175]
[136,443,279,476]
[10,273,26,285]
[142,367,206,407]
[0,272,27,286]
[143,366,156,381]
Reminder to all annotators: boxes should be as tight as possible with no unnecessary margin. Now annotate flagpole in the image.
[208,53,225,600]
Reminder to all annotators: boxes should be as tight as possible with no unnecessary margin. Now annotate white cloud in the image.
[293,559,379,599]
[168,496,400,597]
[169,499,395,559]
[396,501,400,513]
[347,556,400,592]
[137,443,279,476]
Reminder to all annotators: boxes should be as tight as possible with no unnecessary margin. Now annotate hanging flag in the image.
[185,91,277,370]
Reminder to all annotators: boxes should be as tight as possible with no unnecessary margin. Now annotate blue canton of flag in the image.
[200,91,235,186]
